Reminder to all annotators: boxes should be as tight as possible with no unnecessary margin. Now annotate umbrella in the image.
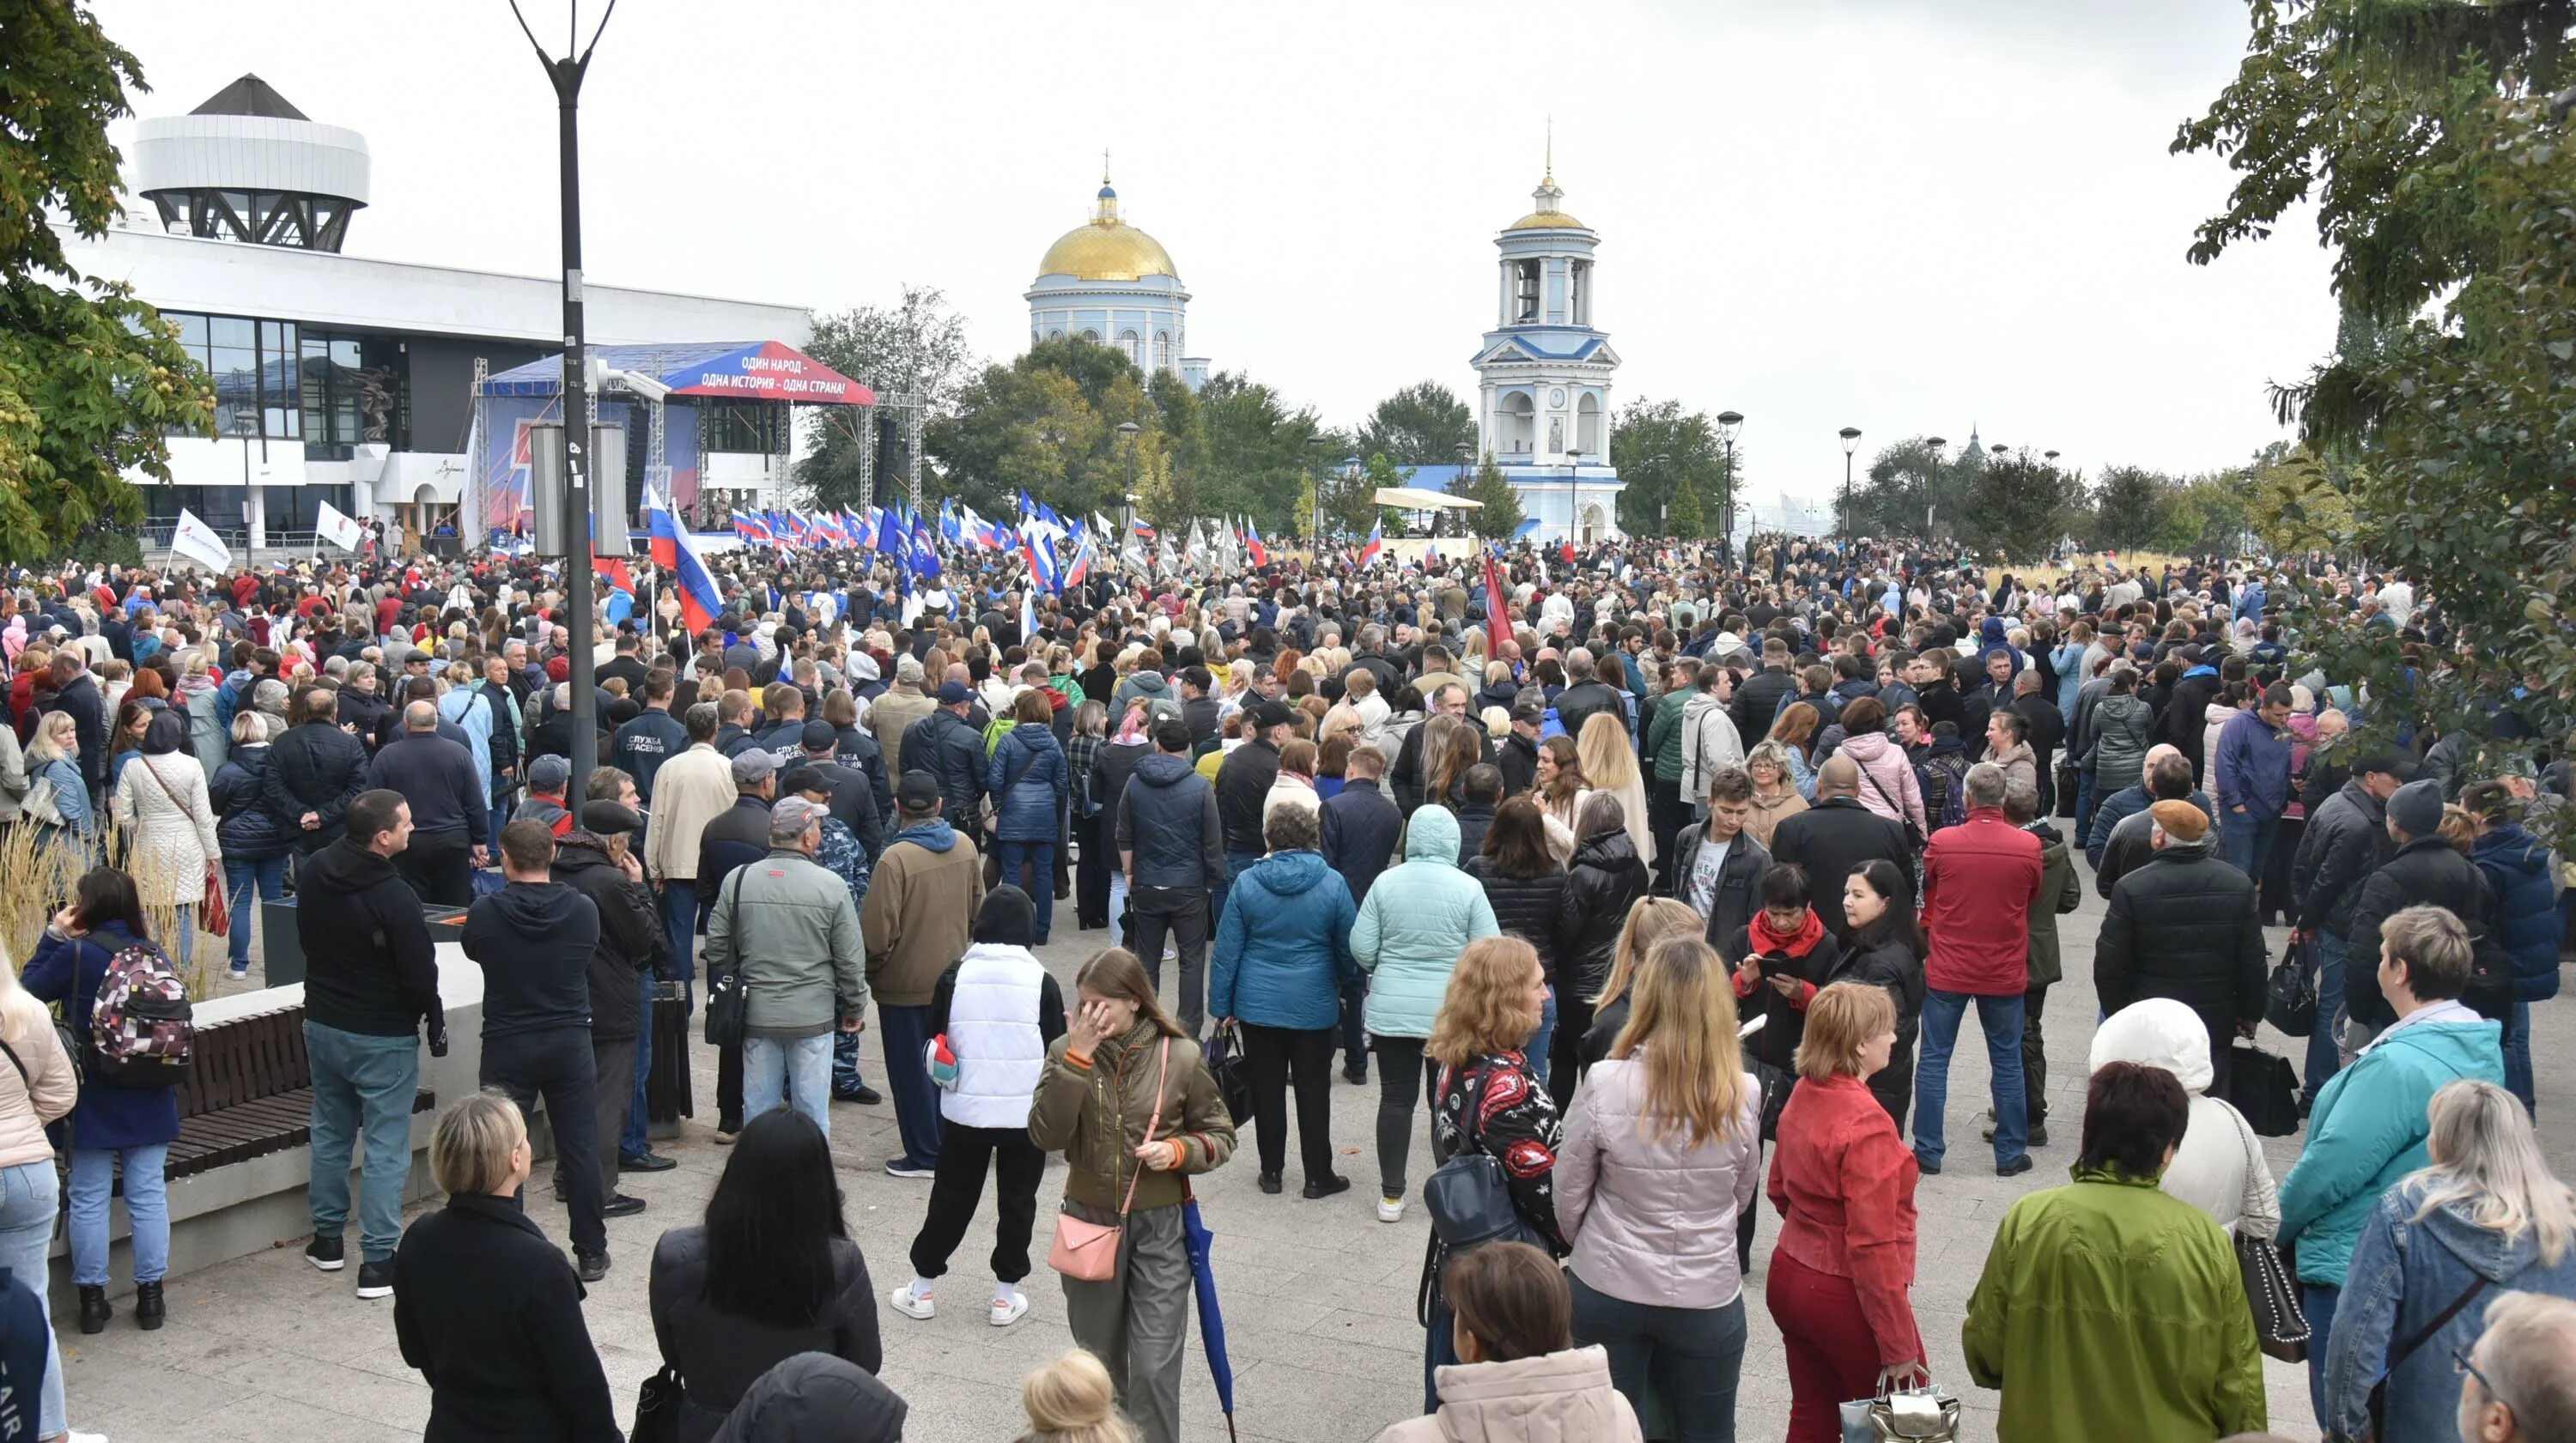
[1180,1195,1239,1442]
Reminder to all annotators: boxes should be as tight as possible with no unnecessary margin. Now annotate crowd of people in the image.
[0,526,2568,1442]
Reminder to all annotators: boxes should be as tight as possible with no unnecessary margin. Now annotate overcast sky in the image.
[100,0,2329,500]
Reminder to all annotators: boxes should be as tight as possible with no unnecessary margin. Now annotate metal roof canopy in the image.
[1373,486,1482,510]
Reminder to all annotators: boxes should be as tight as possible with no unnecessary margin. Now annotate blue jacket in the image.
[2213,707,2293,822]
[209,743,291,862]
[986,723,1067,842]
[2322,1181,2576,1443]
[1352,807,1500,1039]
[22,921,182,1151]
[2278,1009,2504,1287]
[1209,850,1356,1031]
[2473,825,2561,1002]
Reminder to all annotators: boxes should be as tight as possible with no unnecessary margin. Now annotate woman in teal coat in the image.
[1210,804,1358,1197]
[1351,804,1498,1222]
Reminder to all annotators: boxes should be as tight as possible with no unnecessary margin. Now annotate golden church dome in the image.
[1506,169,1585,232]
[1036,176,1179,282]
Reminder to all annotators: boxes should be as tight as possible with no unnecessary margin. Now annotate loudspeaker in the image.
[529,422,629,555]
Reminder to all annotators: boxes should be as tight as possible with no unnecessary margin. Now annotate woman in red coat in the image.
[1765,982,1927,1442]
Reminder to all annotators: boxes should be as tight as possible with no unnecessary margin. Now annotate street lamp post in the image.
[1716,410,1743,549]
[1838,427,1862,537]
[507,0,619,794]
[1923,435,1946,537]
[1452,441,1473,539]
[1117,420,1141,543]
[1565,450,1585,548]
[1653,452,1671,535]
[1305,434,1334,544]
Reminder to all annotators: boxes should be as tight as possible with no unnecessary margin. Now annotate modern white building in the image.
[1470,158,1625,543]
[61,75,818,552]
[1024,164,1211,390]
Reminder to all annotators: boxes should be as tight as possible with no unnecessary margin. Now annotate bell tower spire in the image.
[1095,150,1119,225]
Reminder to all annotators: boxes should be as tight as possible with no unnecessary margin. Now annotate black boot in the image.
[135,1280,165,1331]
[77,1285,109,1335]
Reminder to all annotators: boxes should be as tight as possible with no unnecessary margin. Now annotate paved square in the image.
[54,867,2576,1441]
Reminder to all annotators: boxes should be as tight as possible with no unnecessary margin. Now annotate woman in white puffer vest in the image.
[886,885,1066,1329]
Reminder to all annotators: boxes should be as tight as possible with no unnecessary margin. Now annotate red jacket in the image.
[1768,1073,1924,1368]
[1920,805,2042,995]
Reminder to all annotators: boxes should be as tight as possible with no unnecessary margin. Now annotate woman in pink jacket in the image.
[1555,933,1761,1442]
[1834,698,1926,841]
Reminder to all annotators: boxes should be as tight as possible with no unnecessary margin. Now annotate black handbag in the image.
[2227,1112,2310,1362]
[702,870,753,1048]
[631,1365,683,1443]
[1204,1021,1253,1125]
[1751,1057,1795,1143]
[2223,1042,2302,1137]
[2052,759,2079,818]
[1417,1061,1550,1325]
[2265,935,2319,1038]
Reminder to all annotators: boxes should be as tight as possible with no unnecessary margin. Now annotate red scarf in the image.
[1748,907,1825,958]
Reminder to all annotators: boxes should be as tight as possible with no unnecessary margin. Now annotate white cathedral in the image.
[1470,159,1626,543]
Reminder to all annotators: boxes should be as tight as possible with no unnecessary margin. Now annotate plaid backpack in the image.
[90,939,194,1088]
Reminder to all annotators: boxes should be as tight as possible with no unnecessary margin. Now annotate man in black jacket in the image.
[900,682,988,833]
[1553,650,1626,744]
[1668,765,1772,949]
[2288,753,2408,1096]
[1496,695,1543,797]
[1729,639,1796,743]
[551,803,665,1221]
[463,820,609,1278]
[2091,748,2213,894]
[694,749,776,1137]
[367,701,489,905]
[1767,756,1911,934]
[2342,778,2502,1046]
[1391,682,1495,815]
[297,789,442,1299]
[1318,743,1401,1082]
[1213,700,1291,918]
[1116,718,1226,1039]
[266,683,370,858]
[608,671,688,803]
[44,652,107,808]
[2094,800,2266,1093]
[795,719,884,861]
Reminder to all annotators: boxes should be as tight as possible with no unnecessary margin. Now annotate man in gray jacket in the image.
[701,797,867,1138]
[1116,718,1227,1038]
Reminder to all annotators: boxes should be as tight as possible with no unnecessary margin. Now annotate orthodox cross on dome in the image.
[1532,118,1564,213]
[1096,149,1120,225]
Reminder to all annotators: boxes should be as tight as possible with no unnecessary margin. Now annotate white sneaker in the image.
[1376,1196,1406,1223]
[990,1292,1030,1327]
[886,1284,933,1321]
[68,1431,108,1443]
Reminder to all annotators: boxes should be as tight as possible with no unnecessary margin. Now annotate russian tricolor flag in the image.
[1356,518,1383,568]
[1130,519,1157,539]
[1244,518,1267,567]
[1061,531,1096,589]
[647,484,722,634]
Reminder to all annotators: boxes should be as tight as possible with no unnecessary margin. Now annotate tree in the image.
[1666,475,1704,537]
[2178,1,2576,829]
[1194,371,1323,525]
[1455,456,1524,539]
[1355,381,1473,466]
[925,337,1156,518]
[1327,452,1409,537]
[0,3,213,562]
[1837,436,1974,540]
[1959,450,2078,561]
[2087,465,2177,552]
[1608,398,1728,536]
[2244,445,2355,555]
[795,285,974,512]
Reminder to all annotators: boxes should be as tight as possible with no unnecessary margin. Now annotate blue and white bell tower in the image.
[1472,147,1625,543]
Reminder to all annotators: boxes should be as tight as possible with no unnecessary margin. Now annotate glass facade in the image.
[165,311,300,439]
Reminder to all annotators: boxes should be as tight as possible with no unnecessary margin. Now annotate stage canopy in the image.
[483,341,875,405]
[1372,486,1482,510]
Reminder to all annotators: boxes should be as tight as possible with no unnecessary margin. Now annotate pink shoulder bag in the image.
[1048,1037,1170,1281]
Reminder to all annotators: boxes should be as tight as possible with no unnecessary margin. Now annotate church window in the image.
[1048,329,1065,342]
[1515,260,1540,323]
[1119,330,1140,366]
[1155,331,1173,370]
[1576,393,1603,455]
[1571,260,1591,324]
[1079,328,1100,343]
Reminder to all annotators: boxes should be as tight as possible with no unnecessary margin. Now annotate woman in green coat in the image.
[1963,1061,2266,1442]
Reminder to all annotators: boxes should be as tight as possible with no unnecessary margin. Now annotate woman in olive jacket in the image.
[1027,947,1236,1443]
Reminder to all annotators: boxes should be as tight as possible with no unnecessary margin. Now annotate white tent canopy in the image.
[1371,486,1482,511]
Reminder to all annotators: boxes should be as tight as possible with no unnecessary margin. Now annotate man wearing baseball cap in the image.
[900,680,989,834]
[702,796,868,1138]
[2289,751,2411,1096]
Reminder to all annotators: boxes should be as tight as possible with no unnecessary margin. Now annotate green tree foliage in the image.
[0,2,213,561]
[794,285,973,512]
[1355,381,1474,465]
[1455,456,1524,539]
[1329,453,1410,537]
[1194,372,1324,524]
[1608,399,1729,536]
[1959,450,2080,561]
[926,337,1157,518]
[1836,436,1975,540]
[2159,471,2254,556]
[2245,445,2356,555]
[2179,1,2576,803]
[2087,464,2177,552]
[1666,476,1704,537]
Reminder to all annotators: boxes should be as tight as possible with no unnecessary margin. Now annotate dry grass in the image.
[0,820,221,997]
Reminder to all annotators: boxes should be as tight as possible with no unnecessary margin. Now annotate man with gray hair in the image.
[694,749,781,1140]
[701,795,867,1137]
[1553,646,1627,743]
[2459,1291,2576,1442]
[364,699,489,905]
[1915,761,2044,1178]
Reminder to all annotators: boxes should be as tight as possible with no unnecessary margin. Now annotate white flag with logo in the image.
[315,499,364,553]
[170,508,232,573]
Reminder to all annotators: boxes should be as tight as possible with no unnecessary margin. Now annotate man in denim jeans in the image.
[702,797,868,1138]
[295,789,442,1301]
[1912,762,2044,1179]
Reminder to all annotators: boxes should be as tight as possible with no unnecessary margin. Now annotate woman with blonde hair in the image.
[1742,741,1808,850]
[24,709,94,854]
[2322,1078,2576,1442]
[1580,897,1704,1070]
[392,1091,617,1441]
[1027,949,1236,1443]
[1765,983,1927,1442]
[1558,934,1761,1440]
[1264,737,1321,829]
[114,710,221,971]
[1576,710,1655,869]
[1420,936,1564,1405]
[0,937,88,1442]
[1018,1349,1138,1443]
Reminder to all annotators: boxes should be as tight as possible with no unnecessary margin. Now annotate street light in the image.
[1838,427,1862,537]
[1716,410,1743,547]
[1116,420,1141,540]
[1924,435,1947,537]
[1451,441,1473,540]
[1564,449,1586,548]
